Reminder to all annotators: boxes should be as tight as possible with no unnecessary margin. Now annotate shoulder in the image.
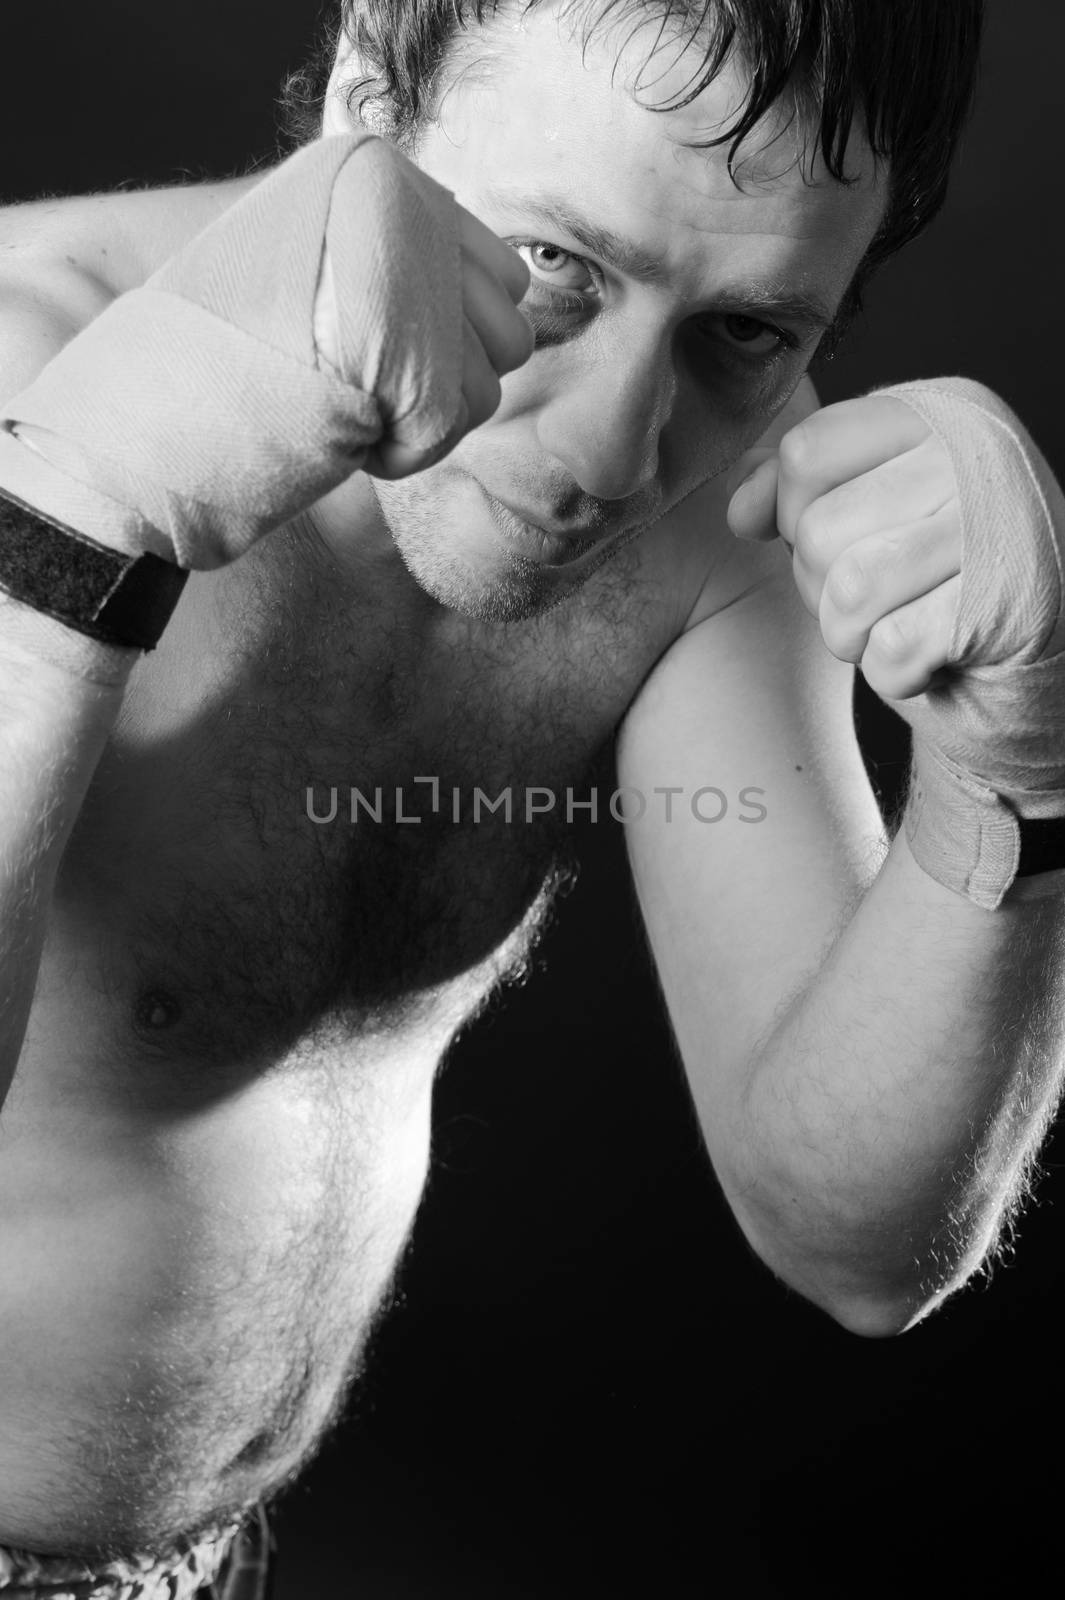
[0,172,262,302]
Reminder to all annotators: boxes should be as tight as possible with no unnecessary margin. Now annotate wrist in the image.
[0,591,138,691]
[905,739,1065,909]
[904,740,1019,911]
[0,474,188,661]
[0,424,164,561]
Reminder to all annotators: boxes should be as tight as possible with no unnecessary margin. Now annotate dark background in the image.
[4,5,1064,1594]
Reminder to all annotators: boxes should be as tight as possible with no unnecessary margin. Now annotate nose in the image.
[533,323,677,502]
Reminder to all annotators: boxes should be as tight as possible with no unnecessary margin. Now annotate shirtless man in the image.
[2,0,1064,1588]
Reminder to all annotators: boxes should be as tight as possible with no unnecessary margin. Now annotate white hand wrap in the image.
[0,133,463,569]
[876,378,1065,909]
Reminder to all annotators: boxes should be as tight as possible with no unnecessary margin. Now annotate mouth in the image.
[480,488,607,568]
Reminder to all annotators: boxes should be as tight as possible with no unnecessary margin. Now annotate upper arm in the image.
[1,177,256,303]
[616,545,888,1198]
[1,186,139,287]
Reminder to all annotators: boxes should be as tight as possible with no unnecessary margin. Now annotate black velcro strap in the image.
[1017,815,1065,877]
[0,486,187,650]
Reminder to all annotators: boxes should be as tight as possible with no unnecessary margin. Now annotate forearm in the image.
[728,827,1065,1333]
[0,276,143,1099]
[0,595,133,1104]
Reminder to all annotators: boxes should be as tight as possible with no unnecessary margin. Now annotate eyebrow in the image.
[483,188,838,332]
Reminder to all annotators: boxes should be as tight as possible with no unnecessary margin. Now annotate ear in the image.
[320,26,389,138]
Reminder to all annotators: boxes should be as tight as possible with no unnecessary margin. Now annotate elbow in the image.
[820,1211,1009,1337]
[728,1196,942,1338]
[724,1167,993,1338]
[775,1267,932,1338]
[825,1251,988,1337]
[781,1260,946,1340]
[825,1292,927,1340]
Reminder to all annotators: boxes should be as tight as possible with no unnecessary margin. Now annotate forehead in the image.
[422,2,887,302]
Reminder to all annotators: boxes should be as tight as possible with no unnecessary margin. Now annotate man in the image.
[1,0,1063,1590]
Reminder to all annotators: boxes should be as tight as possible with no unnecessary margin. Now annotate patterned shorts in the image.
[0,1502,272,1600]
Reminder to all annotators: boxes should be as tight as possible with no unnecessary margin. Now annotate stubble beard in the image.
[370,474,592,625]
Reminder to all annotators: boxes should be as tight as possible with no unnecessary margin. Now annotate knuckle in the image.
[861,653,918,700]
[777,420,817,480]
[824,547,876,613]
[793,503,834,569]
[819,607,862,662]
[867,608,915,663]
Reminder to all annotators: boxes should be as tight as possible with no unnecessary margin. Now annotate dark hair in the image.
[280,1,984,313]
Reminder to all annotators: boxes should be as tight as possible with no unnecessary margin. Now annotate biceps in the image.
[616,569,886,1157]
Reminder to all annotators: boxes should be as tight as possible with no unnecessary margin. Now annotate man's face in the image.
[326,2,887,621]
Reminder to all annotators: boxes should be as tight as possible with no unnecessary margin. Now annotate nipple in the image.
[134,988,183,1030]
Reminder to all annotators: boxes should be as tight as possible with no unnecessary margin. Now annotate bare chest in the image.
[45,541,679,1090]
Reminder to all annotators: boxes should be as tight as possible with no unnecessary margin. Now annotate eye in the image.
[718,313,789,353]
[516,241,598,294]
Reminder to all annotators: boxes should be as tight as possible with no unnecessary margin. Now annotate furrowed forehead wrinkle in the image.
[482,187,837,330]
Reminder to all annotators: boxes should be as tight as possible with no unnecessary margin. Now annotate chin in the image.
[373,477,589,624]
[398,540,581,623]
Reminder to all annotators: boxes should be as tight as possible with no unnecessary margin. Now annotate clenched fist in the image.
[313,140,533,481]
[0,133,535,570]
[727,379,1065,907]
[726,395,960,701]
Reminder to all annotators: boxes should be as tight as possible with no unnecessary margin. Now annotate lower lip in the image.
[481,490,600,568]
